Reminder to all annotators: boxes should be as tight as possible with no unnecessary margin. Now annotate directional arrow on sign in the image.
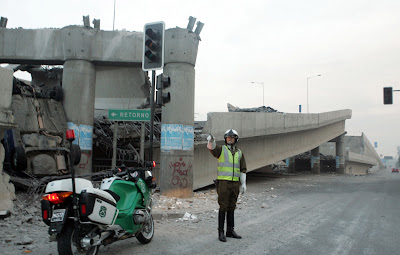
[108,109,151,121]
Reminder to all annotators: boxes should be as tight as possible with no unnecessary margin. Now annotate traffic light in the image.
[142,21,165,71]
[384,87,393,104]
[156,74,171,106]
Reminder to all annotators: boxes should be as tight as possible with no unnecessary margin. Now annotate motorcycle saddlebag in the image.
[79,188,118,225]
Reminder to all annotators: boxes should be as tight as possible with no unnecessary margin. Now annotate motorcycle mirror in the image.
[145,161,156,168]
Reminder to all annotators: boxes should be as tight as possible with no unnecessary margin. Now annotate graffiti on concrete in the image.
[170,157,192,188]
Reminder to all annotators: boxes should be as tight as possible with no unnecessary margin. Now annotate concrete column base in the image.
[311,147,320,174]
[160,153,193,198]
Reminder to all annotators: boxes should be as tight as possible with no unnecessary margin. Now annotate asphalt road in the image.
[98,168,400,255]
[15,168,400,255]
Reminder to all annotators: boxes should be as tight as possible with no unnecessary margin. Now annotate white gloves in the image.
[240,173,246,194]
[207,135,216,150]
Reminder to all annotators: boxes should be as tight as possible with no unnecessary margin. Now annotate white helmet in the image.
[224,129,239,145]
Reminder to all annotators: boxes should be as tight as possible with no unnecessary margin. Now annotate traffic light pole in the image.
[149,70,156,162]
[143,22,165,163]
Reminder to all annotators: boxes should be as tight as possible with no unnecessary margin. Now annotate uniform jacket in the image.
[209,144,247,174]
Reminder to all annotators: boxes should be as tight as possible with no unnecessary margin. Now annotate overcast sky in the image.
[2,0,400,157]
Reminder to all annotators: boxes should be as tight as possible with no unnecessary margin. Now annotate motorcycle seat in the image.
[103,189,120,202]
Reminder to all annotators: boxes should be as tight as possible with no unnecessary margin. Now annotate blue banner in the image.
[183,126,194,151]
[161,124,183,150]
[67,122,93,150]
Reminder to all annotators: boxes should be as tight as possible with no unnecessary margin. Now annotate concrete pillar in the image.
[159,27,200,198]
[336,135,345,174]
[62,60,96,175]
[311,147,320,174]
[160,63,194,198]
[287,157,295,173]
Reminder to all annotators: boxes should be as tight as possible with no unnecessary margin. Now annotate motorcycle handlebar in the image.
[115,170,128,177]
[98,166,152,180]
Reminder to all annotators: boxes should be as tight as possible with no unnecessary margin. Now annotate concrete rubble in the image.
[227,103,278,113]
[0,144,16,214]
[152,189,219,220]
[0,67,16,215]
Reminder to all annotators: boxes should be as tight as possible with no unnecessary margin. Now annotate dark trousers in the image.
[217,180,240,212]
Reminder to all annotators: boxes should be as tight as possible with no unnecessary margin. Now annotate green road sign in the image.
[108,109,151,121]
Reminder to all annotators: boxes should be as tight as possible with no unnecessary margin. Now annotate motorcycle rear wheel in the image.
[136,215,154,244]
[58,223,99,255]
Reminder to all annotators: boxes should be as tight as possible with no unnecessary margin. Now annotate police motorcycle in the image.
[40,130,157,255]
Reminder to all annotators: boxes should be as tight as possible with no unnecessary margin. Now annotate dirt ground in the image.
[0,171,351,255]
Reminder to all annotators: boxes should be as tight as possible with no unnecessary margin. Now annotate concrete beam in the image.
[360,133,384,169]
[346,151,377,175]
[203,109,352,140]
[347,151,377,166]
[0,27,143,66]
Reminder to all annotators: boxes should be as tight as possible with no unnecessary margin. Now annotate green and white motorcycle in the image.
[41,163,157,255]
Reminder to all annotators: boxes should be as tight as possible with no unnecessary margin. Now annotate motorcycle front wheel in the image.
[57,223,99,255]
[136,215,154,244]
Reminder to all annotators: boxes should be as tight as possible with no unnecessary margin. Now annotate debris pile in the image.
[92,114,162,170]
[0,193,46,253]
[152,189,219,216]
[293,151,335,161]
[227,103,278,113]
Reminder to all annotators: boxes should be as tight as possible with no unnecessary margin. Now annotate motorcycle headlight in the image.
[130,171,139,179]
[145,171,154,182]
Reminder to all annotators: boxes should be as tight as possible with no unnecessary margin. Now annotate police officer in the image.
[207,129,247,242]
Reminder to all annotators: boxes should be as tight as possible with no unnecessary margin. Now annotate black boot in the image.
[226,210,242,239]
[218,210,226,242]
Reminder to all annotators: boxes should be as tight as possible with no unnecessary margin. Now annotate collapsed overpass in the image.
[151,109,381,190]
[0,18,382,199]
[195,109,351,189]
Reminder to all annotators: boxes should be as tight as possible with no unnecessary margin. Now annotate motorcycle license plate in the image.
[51,209,66,222]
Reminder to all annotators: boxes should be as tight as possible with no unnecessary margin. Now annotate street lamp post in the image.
[306,74,321,113]
[251,81,264,106]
